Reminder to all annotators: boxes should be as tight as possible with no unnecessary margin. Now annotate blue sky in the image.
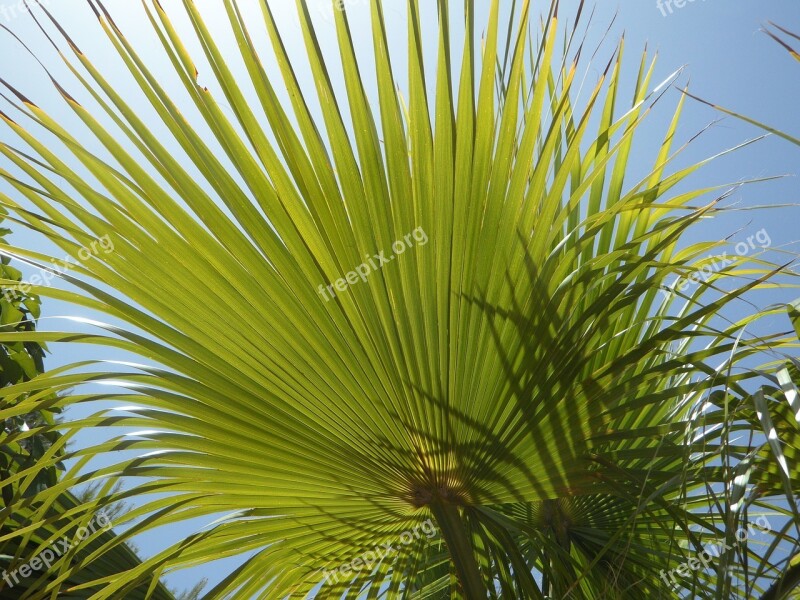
[1,0,800,596]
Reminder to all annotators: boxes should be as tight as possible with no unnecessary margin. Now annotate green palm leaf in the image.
[1,490,177,600]
[0,1,797,598]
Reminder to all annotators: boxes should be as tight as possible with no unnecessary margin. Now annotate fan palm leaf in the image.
[0,1,797,597]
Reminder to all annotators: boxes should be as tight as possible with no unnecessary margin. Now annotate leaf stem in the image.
[429,502,486,598]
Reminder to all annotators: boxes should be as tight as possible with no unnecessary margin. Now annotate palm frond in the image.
[0,1,797,598]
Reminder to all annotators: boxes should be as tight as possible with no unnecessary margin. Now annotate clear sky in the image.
[1,0,799,596]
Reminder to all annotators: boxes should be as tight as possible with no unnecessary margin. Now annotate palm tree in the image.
[0,1,798,597]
